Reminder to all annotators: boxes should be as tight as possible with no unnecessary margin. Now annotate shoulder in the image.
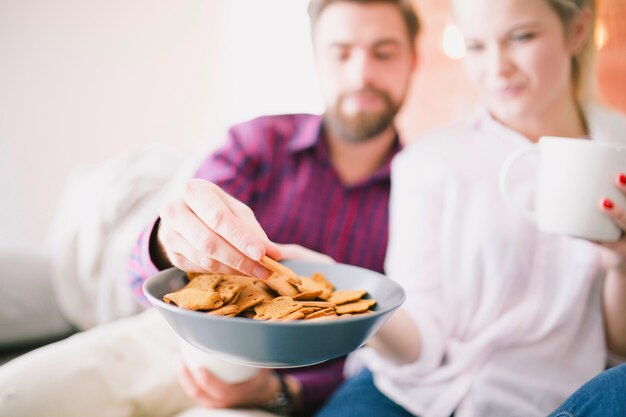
[394,119,477,176]
[585,103,626,144]
[228,113,320,141]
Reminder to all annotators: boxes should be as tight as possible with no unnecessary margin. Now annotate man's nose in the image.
[346,51,376,89]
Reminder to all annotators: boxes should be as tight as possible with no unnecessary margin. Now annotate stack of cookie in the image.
[163,257,377,321]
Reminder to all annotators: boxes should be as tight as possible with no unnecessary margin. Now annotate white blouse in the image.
[350,104,626,417]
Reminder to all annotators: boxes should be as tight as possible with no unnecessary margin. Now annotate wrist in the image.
[149,218,173,270]
[261,372,295,416]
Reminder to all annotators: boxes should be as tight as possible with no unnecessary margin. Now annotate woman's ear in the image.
[568,7,593,54]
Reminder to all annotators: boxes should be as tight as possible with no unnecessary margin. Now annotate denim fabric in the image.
[314,368,417,417]
[548,364,626,417]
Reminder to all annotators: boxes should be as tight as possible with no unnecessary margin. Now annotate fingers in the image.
[618,173,626,191]
[223,192,282,260]
[159,202,268,277]
[177,363,226,408]
[193,367,275,408]
[599,172,626,231]
[596,173,626,256]
[158,179,277,279]
[158,224,240,275]
[184,180,278,262]
[177,363,273,409]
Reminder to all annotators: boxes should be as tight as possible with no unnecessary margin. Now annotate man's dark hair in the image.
[307,0,421,48]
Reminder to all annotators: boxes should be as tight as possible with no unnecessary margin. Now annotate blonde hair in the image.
[546,0,597,101]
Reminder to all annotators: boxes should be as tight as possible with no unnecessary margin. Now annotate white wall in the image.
[0,0,322,250]
[220,0,323,126]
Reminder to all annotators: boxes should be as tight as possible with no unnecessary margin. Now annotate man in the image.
[0,1,419,416]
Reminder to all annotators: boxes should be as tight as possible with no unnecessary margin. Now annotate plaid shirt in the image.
[128,113,400,414]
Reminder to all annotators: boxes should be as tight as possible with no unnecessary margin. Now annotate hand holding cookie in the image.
[155,179,281,279]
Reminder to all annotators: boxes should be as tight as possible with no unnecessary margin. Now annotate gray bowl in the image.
[143,261,405,368]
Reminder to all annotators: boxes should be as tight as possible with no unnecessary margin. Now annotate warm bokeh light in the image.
[595,19,609,50]
[442,23,466,59]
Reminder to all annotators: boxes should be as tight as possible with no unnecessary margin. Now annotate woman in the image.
[315,0,626,416]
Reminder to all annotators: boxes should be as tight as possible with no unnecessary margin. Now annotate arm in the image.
[364,148,451,369]
[127,124,281,303]
[366,307,422,364]
[603,265,626,357]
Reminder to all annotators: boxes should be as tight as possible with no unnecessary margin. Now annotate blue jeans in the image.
[548,363,626,417]
[316,365,626,417]
[315,368,417,417]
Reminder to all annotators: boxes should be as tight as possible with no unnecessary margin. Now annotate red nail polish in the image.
[619,174,626,185]
[603,198,614,209]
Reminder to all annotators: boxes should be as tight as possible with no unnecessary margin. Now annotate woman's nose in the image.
[487,44,514,78]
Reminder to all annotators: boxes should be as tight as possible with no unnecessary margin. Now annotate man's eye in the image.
[331,50,349,61]
[374,51,394,60]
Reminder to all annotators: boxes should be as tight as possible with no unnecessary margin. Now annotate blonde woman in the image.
[316,0,626,416]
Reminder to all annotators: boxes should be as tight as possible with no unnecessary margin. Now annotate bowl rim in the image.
[143,262,406,327]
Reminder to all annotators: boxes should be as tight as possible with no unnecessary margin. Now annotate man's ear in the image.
[410,45,420,74]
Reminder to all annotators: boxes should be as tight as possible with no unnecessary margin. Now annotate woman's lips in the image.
[493,84,524,99]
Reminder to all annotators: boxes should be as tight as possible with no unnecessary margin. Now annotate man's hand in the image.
[177,365,279,409]
[155,179,281,279]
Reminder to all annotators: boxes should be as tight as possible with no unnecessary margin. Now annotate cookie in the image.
[305,307,337,319]
[259,256,302,286]
[253,296,301,320]
[207,304,239,316]
[163,288,223,311]
[264,275,299,297]
[335,299,377,315]
[186,274,223,292]
[216,280,243,304]
[327,289,367,305]
[292,290,323,301]
[233,285,266,312]
[310,272,334,299]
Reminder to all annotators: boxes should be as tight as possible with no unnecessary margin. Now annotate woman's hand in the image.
[598,173,626,357]
[597,173,626,269]
[155,179,281,279]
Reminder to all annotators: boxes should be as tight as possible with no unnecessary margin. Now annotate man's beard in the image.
[324,88,400,143]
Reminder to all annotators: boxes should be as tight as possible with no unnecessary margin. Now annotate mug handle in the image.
[498,146,539,222]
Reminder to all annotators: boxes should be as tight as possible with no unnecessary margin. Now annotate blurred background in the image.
[1,0,625,252]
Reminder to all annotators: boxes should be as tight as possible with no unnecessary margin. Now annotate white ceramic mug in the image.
[499,136,626,242]
[178,337,260,384]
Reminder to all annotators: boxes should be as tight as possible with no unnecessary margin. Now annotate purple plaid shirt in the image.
[128,113,400,414]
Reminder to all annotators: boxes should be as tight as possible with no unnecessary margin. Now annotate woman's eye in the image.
[511,32,535,42]
[465,42,483,52]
